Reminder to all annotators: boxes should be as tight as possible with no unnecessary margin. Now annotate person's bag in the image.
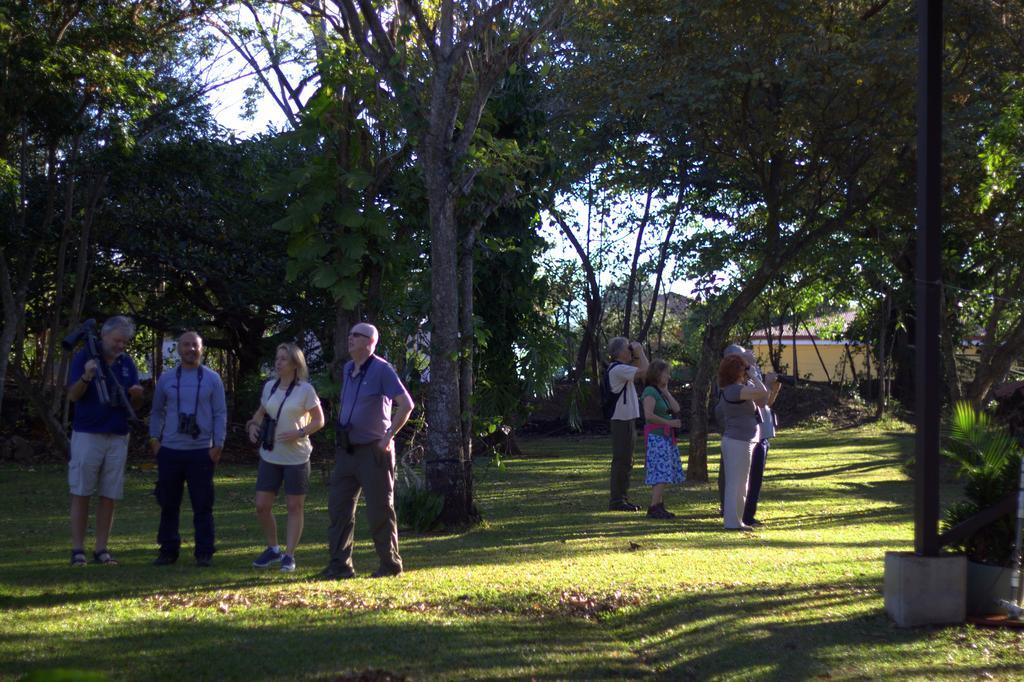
[600,361,627,419]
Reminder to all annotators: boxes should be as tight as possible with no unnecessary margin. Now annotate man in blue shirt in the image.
[322,323,414,579]
[149,331,227,567]
[66,316,144,566]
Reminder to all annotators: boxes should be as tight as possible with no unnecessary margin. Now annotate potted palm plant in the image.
[942,401,1023,616]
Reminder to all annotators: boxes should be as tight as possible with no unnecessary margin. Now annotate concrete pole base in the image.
[884,551,966,627]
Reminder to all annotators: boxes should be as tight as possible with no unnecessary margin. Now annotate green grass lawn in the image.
[2,422,1022,681]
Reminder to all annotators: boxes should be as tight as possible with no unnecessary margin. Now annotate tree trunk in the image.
[655,282,670,354]
[67,174,107,329]
[458,228,476,471]
[0,258,18,417]
[805,324,832,384]
[423,156,471,524]
[863,343,872,397]
[940,285,962,404]
[844,343,859,383]
[686,330,726,481]
[876,293,890,417]
[638,201,681,342]
[621,188,653,337]
[764,324,776,372]
[332,305,359,380]
[0,246,41,420]
[961,272,1024,409]
[11,365,69,452]
[790,313,799,382]
[40,142,66,395]
[549,207,602,383]
[963,317,1024,408]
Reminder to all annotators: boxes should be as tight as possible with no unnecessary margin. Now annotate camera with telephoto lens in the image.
[774,374,797,387]
[177,413,201,439]
[62,319,113,407]
[259,414,277,451]
[336,424,354,454]
[61,318,99,353]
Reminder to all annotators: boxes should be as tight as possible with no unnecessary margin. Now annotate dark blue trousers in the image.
[156,447,216,557]
[742,440,769,525]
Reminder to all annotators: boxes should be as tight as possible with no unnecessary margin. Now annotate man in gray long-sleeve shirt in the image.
[149,331,227,566]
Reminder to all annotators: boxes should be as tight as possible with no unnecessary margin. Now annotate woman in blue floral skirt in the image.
[641,360,686,519]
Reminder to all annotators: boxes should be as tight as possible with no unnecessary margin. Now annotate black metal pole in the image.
[914,0,942,557]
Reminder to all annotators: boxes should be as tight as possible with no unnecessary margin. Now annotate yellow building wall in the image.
[750,342,984,383]
[750,342,871,383]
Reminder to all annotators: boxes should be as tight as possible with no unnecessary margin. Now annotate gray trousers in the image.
[326,443,403,573]
[609,419,636,504]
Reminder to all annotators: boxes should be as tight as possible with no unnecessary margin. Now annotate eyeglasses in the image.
[349,332,369,339]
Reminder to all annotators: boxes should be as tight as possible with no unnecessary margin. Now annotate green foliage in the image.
[468,65,564,434]
[395,481,444,533]
[90,131,324,376]
[941,401,1023,565]
[260,31,419,323]
[565,379,593,432]
[978,74,1024,212]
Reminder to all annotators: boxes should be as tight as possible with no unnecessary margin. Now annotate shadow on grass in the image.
[3,608,640,681]
[0,574,271,611]
[8,577,1013,681]
[609,578,912,680]
[769,458,900,482]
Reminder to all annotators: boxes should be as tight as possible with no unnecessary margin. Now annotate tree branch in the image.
[209,17,301,127]
[400,0,440,62]
[335,0,409,93]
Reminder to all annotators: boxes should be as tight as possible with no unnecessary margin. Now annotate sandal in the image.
[92,549,119,565]
[70,550,87,567]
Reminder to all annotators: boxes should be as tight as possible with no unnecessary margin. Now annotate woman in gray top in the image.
[717,354,772,530]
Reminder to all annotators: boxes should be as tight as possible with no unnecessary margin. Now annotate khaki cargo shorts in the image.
[68,431,130,499]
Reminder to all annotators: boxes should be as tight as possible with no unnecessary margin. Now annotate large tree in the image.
[563,0,916,479]
[284,0,571,523]
[0,0,218,436]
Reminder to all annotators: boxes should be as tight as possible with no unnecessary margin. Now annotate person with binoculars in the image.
[65,315,144,567]
[640,359,686,519]
[605,336,649,512]
[246,343,324,573]
[149,331,227,567]
[716,346,783,530]
[321,322,413,580]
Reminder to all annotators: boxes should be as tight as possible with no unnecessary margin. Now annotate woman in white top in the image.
[245,343,324,572]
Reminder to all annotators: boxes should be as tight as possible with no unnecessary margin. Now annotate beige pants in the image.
[721,436,755,529]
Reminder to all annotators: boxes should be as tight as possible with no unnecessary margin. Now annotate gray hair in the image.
[101,316,136,338]
[723,344,746,357]
[607,336,629,360]
[365,323,380,350]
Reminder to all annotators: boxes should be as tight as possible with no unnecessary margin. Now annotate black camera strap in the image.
[723,384,764,424]
[340,355,374,428]
[267,377,299,423]
[175,365,203,417]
